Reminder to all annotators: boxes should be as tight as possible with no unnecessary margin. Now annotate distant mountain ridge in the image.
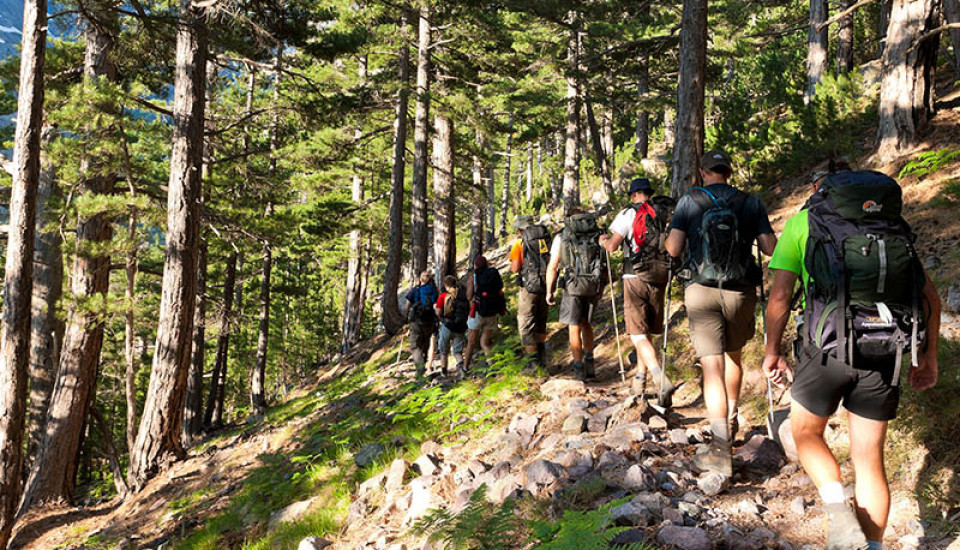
[0,0,23,60]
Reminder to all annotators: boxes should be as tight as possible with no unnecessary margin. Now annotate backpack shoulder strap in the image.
[690,186,719,211]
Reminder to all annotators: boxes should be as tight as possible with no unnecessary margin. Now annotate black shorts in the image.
[559,294,598,326]
[791,342,901,421]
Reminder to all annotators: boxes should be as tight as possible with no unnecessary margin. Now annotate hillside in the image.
[9,79,960,549]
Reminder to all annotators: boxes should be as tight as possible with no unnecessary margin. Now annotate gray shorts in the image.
[437,324,466,355]
[559,294,598,326]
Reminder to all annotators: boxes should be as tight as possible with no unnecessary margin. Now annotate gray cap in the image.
[514,215,534,229]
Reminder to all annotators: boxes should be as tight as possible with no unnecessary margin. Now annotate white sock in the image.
[728,400,738,421]
[819,481,846,504]
[710,418,730,442]
[867,541,883,550]
[646,363,663,380]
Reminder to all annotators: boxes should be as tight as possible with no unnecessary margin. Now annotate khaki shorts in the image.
[623,277,665,336]
[517,289,548,345]
[685,283,757,357]
[468,314,498,332]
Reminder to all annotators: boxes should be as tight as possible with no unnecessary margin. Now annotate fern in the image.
[899,149,960,179]
[529,498,648,550]
[412,485,524,550]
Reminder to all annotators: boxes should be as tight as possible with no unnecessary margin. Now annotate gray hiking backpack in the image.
[560,213,608,297]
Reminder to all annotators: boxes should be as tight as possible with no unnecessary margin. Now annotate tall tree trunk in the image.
[128,0,206,490]
[663,107,676,150]
[485,161,497,249]
[19,6,117,511]
[525,143,534,204]
[382,10,410,336]
[585,101,614,200]
[837,0,856,74]
[943,0,960,77]
[499,114,513,236]
[252,52,281,414]
[805,0,829,103]
[89,407,128,497]
[635,6,651,160]
[410,4,431,279]
[670,0,707,198]
[0,0,46,535]
[876,0,937,160]
[562,16,581,215]
[205,251,237,427]
[26,126,63,470]
[601,103,615,172]
[343,58,368,353]
[183,63,217,448]
[470,145,484,265]
[879,0,893,57]
[433,113,455,280]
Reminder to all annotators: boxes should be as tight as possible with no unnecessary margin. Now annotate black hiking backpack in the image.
[688,186,749,287]
[473,267,506,317]
[627,195,677,285]
[442,286,471,333]
[560,213,608,297]
[802,170,926,384]
[519,224,552,294]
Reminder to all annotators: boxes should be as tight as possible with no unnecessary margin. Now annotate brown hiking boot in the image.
[824,503,869,550]
[693,438,733,477]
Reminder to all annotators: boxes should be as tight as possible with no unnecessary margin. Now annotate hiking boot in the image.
[536,343,548,369]
[632,371,647,396]
[656,378,676,409]
[583,354,596,379]
[571,361,585,380]
[693,438,733,477]
[824,503,869,550]
[729,416,740,442]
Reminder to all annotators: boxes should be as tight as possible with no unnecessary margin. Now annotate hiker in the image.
[546,208,608,380]
[464,256,505,370]
[599,178,676,403]
[405,270,439,379]
[434,274,470,378]
[664,149,777,475]
[509,214,552,367]
[763,170,940,550]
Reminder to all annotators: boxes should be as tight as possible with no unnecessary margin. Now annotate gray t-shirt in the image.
[669,183,774,288]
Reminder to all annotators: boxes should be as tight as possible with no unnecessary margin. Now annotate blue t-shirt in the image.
[406,283,439,322]
[669,183,774,288]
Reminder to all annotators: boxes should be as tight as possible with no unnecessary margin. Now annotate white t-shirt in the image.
[549,234,564,260]
[609,206,640,278]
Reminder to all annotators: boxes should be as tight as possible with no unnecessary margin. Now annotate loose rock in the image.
[790,496,806,516]
[523,459,564,486]
[657,525,712,550]
[385,459,410,493]
[298,536,333,550]
[354,443,386,468]
[269,497,316,528]
[623,464,656,491]
[736,434,785,473]
[669,429,689,445]
[540,379,585,399]
[412,454,440,477]
[509,413,540,436]
[697,473,729,497]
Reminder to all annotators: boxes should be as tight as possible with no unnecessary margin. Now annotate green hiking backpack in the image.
[560,213,608,297]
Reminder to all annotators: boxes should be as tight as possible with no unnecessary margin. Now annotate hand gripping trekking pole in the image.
[604,248,627,383]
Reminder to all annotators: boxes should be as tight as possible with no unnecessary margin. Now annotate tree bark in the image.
[343,58,367,352]
[525,143,534,204]
[205,251,237,427]
[26,126,63,470]
[0,0,46,537]
[485,161,497,249]
[876,0,937,160]
[585,100,615,200]
[670,0,707,198]
[89,407,128,497]
[382,10,410,336]
[944,0,960,77]
[20,5,117,510]
[128,0,206,490]
[805,0,830,103]
[562,16,582,215]
[410,4,431,280]
[470,145,485,265]
[879,0,893,57]
[837,0,856,73]
[433,113,455,280]
[499,114,513,236]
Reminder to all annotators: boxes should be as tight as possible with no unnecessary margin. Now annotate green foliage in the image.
[529,498,643,550]
[412,485,525,550]
[899,149,960,179]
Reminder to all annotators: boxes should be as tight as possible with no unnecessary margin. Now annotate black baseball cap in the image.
[627,178,654,195]
[700,149,732,173]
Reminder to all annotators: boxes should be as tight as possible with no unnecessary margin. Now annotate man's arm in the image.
[466,275,475,301]
[545,253,561,305]
[909,272,940,391]
[758,233,778,256]
[509,240,522,273]
[665,229,686,258]
[599,232,624,253]
[762,268,798,385]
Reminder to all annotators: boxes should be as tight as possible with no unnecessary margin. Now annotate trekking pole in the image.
[393,327,407,369]
[756,245,778,432]
[660,264,673,406]
[604,248,627,383]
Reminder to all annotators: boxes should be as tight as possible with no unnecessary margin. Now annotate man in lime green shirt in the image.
[763,175,941,550]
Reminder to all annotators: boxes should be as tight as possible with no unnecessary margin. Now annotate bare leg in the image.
[480,329,494,351]
[848,412,890,542]
[568,325,583,362]
[464,329,480,370]
[791,400,840,488]
[581,322,594,355]
[699,353,728,421]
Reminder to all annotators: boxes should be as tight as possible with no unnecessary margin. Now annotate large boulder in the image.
[736,434,785,473]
